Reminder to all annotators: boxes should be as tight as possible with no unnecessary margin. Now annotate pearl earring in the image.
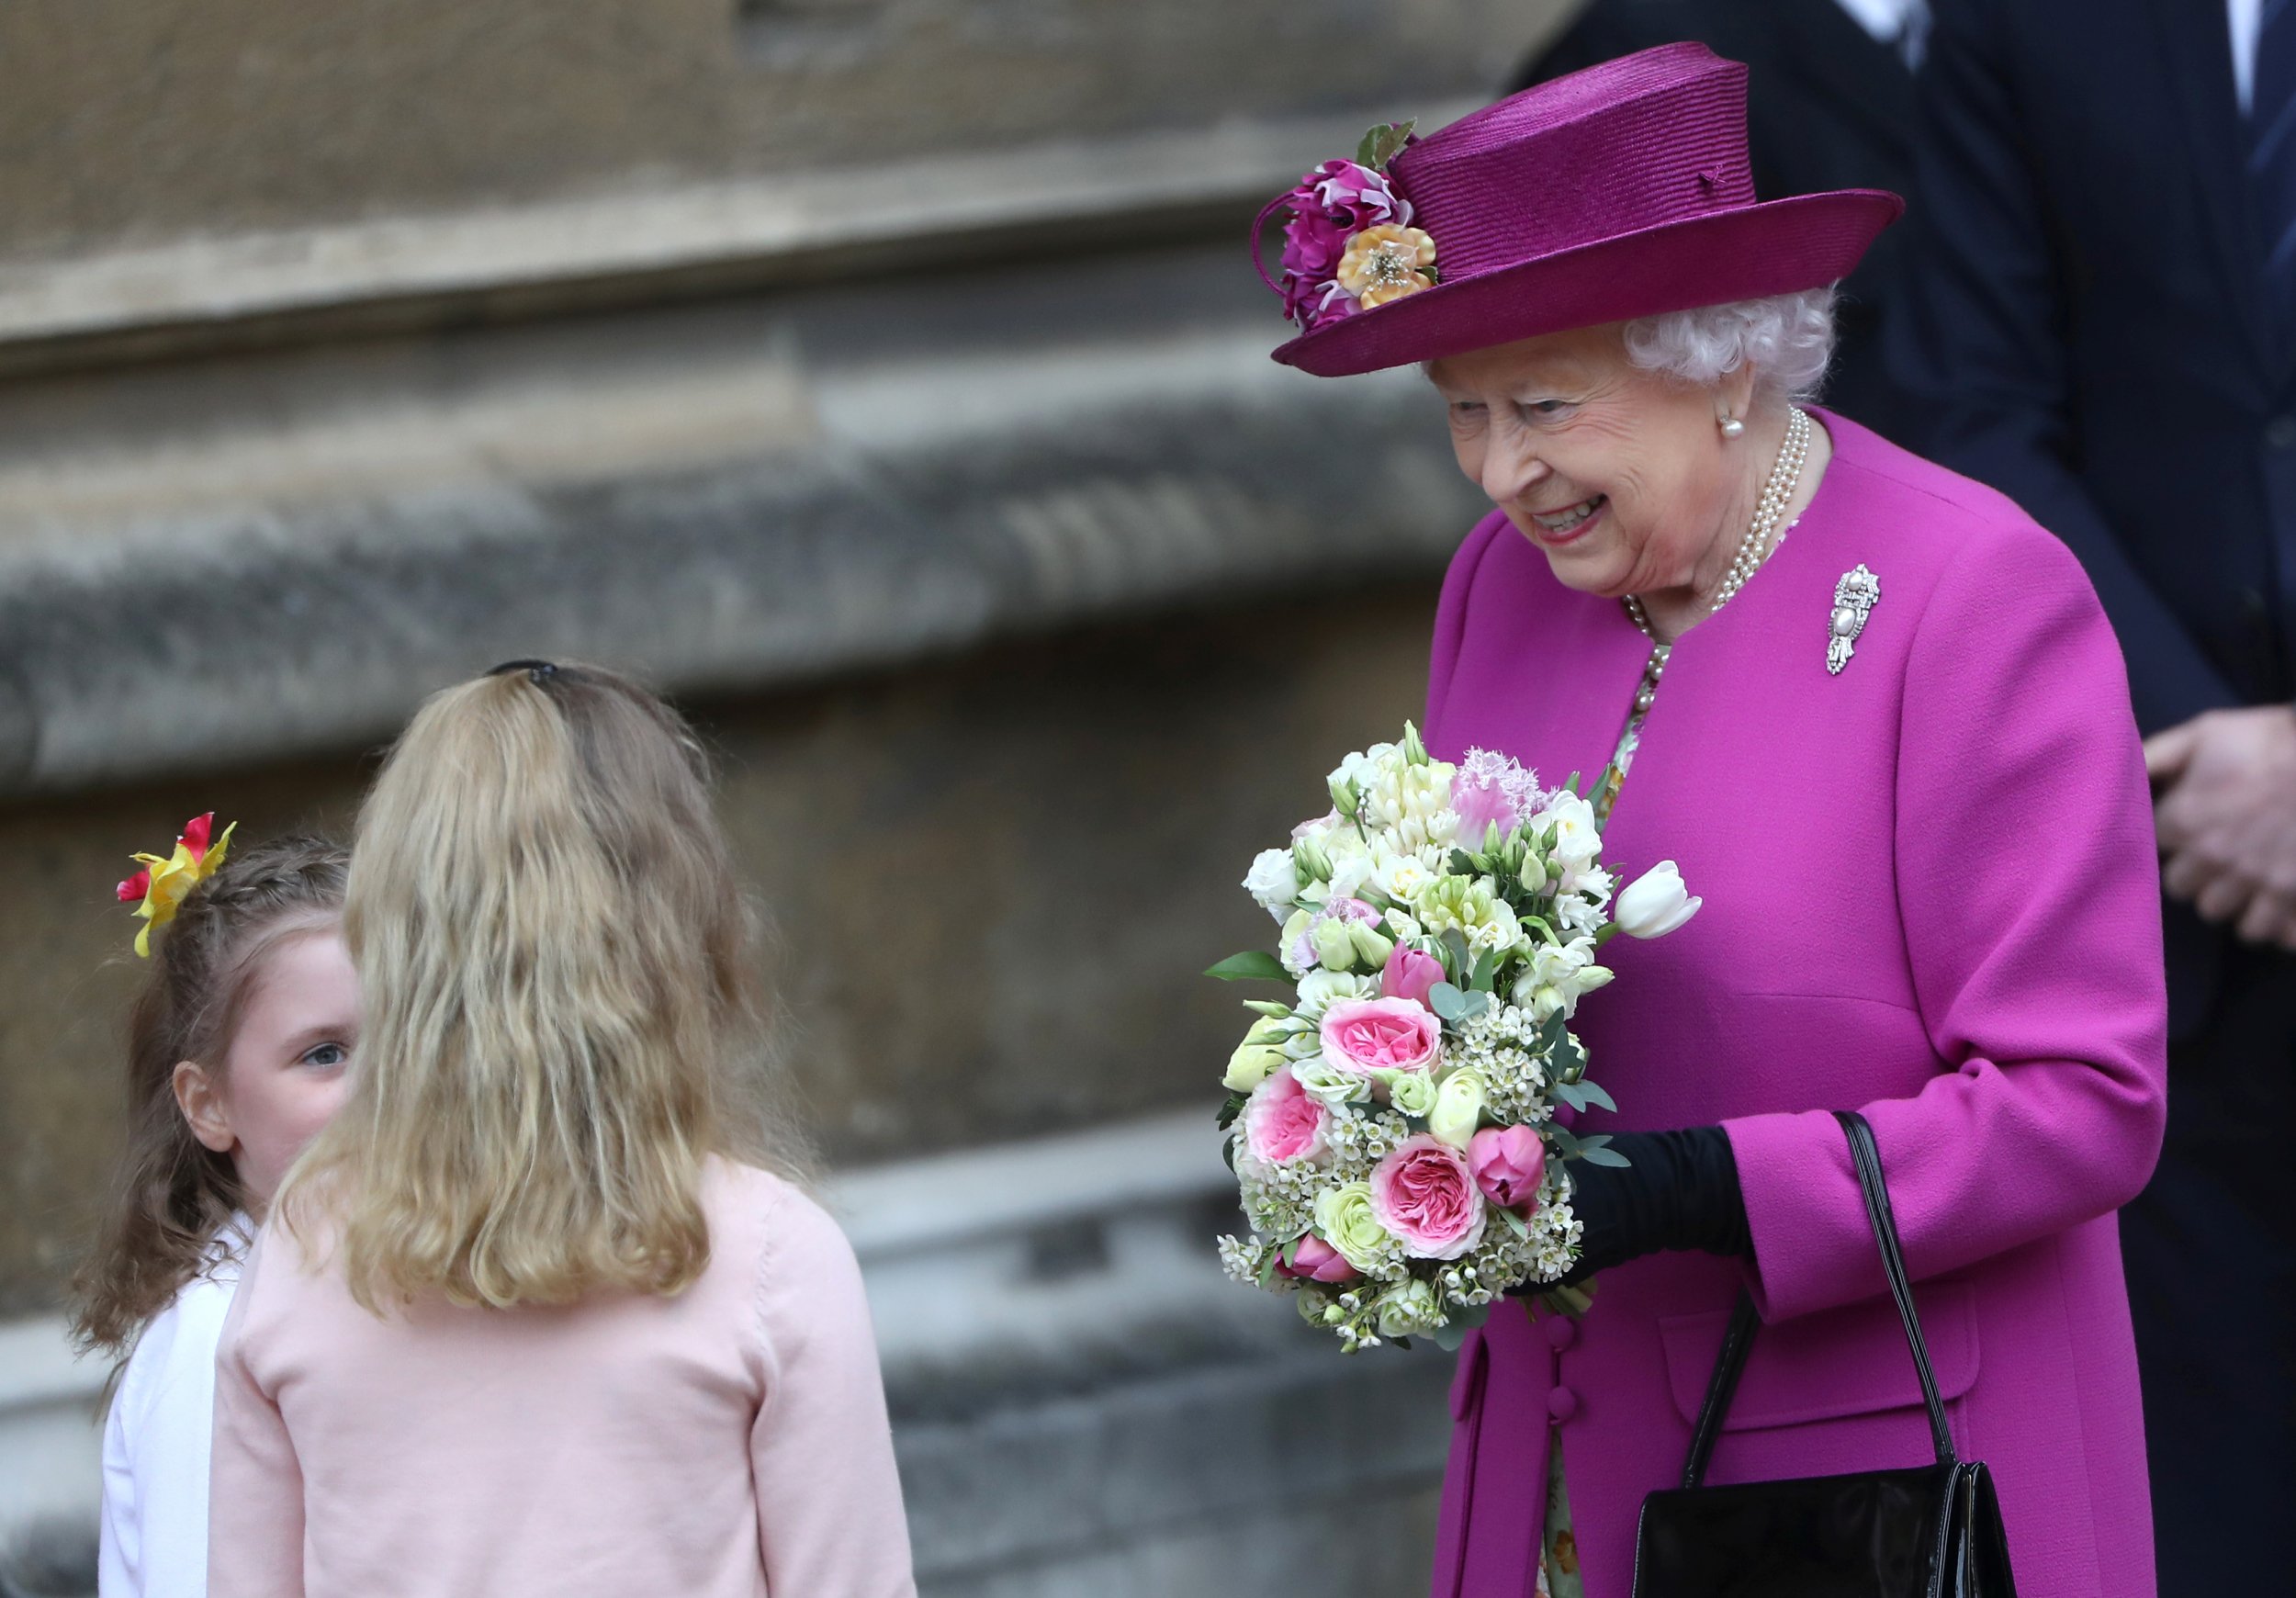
[1719,414,1746,438]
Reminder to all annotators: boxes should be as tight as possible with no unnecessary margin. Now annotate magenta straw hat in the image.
[1257,42,1904,377]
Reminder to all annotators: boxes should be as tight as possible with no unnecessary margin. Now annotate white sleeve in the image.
[98,1367,141,1597]
[106,1273,240,1598]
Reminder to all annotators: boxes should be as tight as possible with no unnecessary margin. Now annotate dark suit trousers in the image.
[2120,936,2296,1596]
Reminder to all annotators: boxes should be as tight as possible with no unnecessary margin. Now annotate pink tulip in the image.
[1281,1233,1358,1283]
[1381,942,1446,1008]
[1469,1125,1547,1211]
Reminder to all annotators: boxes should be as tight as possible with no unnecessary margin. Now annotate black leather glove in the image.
[1557,1126,1754,1287]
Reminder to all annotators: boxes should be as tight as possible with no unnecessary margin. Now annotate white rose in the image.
[1244,848,1299,920]
[1294,1058,1375,1105]
[1427,1070,1488,1148]
[1294,968,1379,1019]
[1615,861,1702,939]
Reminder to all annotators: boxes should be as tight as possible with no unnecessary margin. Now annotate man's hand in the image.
[2145,705,2296,949]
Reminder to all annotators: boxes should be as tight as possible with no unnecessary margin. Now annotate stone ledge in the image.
[0,236,1488,798]
[0,101,1480,377]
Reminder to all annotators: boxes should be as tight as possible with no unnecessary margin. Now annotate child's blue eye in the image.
[301,1042,348,1069]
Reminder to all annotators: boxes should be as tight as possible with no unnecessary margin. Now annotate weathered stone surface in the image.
[0,0,1565,263]
[0,244,1476,795]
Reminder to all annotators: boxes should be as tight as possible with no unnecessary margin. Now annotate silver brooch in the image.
[1828,565,1880,675]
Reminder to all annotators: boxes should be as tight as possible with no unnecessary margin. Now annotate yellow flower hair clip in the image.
[117,812,237,958]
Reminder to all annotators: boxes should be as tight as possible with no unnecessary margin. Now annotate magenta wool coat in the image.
[1422,411,2167,1598]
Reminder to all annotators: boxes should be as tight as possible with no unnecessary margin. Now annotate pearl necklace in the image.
[1623,405,1810,641]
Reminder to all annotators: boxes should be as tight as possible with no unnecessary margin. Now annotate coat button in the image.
[1547,1385,1579,1423]
[2268,415,2296,451]
[1544,1315,1577,1353]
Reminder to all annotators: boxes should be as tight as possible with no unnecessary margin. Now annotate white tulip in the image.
[1615,861,1702,939]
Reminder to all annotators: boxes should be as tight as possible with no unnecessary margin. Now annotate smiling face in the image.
[173,926,359,1212]
[1426,321,1756,602]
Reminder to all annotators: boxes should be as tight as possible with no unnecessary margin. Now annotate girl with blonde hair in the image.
[209,661,913,1598]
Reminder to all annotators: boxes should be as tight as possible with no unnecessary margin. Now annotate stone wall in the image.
[0,0,1555,261]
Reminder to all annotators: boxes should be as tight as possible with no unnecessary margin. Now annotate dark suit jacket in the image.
[1887,0,2296,1041]
[1517,0,1923,444]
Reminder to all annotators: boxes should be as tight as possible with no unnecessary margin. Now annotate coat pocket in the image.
[1659,1281,1979,1432]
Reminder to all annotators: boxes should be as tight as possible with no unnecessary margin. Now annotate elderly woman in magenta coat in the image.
[1255,43,2167,1598]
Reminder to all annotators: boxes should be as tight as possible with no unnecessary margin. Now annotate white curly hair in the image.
[1621,286,1840,406]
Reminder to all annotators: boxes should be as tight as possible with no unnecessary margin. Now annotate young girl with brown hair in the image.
[70,826,356,1598]
[210,661,912,1597]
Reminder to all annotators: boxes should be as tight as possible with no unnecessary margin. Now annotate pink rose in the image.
[1380,942,1446,1008]
[1320,996,1442,1076]
[1243,1066,1330,1165]
[1469,1125,1548,1211]
[1279,1233,1357,1283]
[1370,1134,1488,1260]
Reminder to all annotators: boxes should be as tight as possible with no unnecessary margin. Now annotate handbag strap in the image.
[1679,1110,1957,1489]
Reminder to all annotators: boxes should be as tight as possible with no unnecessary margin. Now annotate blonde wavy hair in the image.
[280,661,805,1311]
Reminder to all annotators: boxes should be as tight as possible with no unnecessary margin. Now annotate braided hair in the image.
[68,834,348,1362]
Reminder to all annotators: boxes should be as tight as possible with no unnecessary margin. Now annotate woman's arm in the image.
[750,1190,916,1598]
[206,1243,306,1598]
[1725,519,2169,1322]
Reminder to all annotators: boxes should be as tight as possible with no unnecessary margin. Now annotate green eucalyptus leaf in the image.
[1457,990,1492,1020]
[1439,927,1473,974]
[1427,981,1468,1021]
[1546,1122,1585,1158]
[1579,1144,1633,1168]
[1500,1204,1532,1238]
[1575,1078,1617,1113]
[1552,1079,1586,1112]
[1536,1010,1570,1054]
[1469,947,1499,993]
[1207,951,1289,983]
[1356,119,1416,170]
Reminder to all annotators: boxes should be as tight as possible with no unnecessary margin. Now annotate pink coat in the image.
[1422,411,2167,1598]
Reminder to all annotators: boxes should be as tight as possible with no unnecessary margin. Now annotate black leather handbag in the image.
[1630,1111,2018,1596]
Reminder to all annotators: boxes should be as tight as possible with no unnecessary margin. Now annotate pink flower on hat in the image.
[1268,158,1421,329]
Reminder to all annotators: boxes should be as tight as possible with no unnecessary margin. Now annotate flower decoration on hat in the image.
[1255,120,1439,332]
[117,811,237,957]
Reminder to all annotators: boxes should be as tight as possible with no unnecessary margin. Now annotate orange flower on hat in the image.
[118,811,237,957]
[1337,224,1438,308]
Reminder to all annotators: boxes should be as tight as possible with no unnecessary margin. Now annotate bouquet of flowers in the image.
[1210,725,1700,1352]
